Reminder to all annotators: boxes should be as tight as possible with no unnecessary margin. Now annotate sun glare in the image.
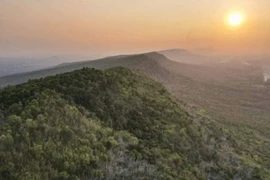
[228,13,243,26]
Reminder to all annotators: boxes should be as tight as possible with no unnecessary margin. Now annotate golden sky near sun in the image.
[0,0,270,56]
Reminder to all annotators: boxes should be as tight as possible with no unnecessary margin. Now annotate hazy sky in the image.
[1,0,270,57]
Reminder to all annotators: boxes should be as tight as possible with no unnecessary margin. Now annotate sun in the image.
[228,13,243,26]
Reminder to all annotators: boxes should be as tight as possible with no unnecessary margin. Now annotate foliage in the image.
[0,67,266,179]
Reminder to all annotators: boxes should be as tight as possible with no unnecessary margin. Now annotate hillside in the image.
[0,67,266,179]
[1,51,269,136]
[0,53,164,87]
[1,52,270,179]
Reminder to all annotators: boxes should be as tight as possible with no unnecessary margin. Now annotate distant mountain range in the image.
[0,49,241,86]
[0,51,169,87]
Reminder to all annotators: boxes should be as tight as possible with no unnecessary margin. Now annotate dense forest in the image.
[0,67,267,179]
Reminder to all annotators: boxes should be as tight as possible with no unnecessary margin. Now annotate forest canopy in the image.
[0,67,266,180]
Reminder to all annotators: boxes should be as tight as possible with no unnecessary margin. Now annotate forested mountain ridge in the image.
[0,52,172,87]
[0,67,266,179]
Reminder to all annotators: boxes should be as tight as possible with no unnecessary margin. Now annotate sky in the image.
[0,0,270,57]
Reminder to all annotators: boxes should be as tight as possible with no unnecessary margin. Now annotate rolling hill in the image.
[1,50,270,179]
[1,67,264,179]
[0,52,172,87]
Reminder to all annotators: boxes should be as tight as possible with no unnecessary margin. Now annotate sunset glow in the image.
[0,0,270,56]
[228,13,243,26]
